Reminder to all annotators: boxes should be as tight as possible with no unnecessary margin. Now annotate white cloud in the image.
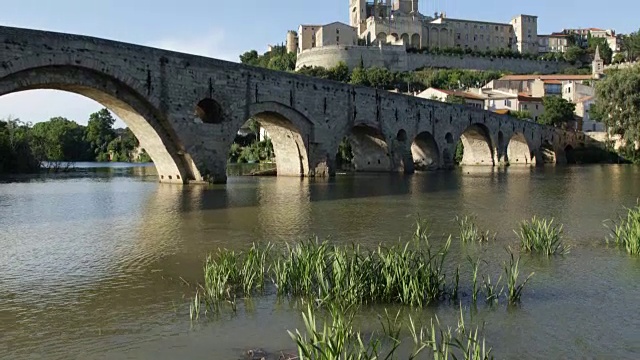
[0,28,244,128]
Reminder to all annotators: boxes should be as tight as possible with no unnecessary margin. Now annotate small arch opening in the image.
[412,132,440,171]
[195,98,224,124]
[396,129,407,142]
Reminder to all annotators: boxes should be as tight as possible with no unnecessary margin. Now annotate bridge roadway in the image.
[0,26,586,184]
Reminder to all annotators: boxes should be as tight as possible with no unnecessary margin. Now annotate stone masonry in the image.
[0,26,584,184]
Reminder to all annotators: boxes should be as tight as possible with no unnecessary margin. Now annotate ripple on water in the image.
[2,166,640,358]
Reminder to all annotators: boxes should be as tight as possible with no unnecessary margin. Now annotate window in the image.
[523,104,528,109]
[337,36,340,42]
[337,29,340,34]
[536,104,539,110]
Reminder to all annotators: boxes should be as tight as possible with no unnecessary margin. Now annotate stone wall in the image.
[0,25,584,185]
[296,45,573,74]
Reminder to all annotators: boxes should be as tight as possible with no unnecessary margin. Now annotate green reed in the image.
[194,220,537,317]
[606,204,640,255]
[288,303,493,360]
[504,249,534,305]
[456,215,495,243]
[516,216,570,256]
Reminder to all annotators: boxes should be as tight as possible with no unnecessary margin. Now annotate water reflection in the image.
[2,165,640,359]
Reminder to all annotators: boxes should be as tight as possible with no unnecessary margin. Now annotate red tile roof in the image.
[500,74,593,81]
[517,92,543,102]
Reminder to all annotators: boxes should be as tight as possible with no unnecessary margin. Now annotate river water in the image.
[1,164,640,359]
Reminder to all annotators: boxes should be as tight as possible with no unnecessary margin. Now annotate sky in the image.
[0,0,638,128]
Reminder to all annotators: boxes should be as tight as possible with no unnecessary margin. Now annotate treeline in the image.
[239,47,506,92]
[0,108,150,174]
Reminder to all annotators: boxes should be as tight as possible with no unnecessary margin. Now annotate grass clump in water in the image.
[504,249,534,305]
[456,215,495,243]
[606,204,640,255]
[289,304,493,360]
[516,216,569,256]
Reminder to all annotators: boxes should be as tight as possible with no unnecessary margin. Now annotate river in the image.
[1,164,640,359]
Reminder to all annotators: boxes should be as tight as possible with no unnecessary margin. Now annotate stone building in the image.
[289,1,540,54]
[538,33,570,54]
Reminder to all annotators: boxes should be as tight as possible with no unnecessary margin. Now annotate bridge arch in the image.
[457,123,495,165]
[507,132,535,165]
[411,131,440,170]
[0,65,197,183]
[338,124,391,172]
[233,101,312,177]
[564,144,576,164]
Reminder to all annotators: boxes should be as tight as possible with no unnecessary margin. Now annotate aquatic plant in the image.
[516,216,570,256]
[606,204,640,255]
[456,215,495,243]
[503,249,534,305]
[288,304,493,360]
[482,274,503,306]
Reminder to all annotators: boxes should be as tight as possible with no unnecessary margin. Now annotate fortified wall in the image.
[296,45,574,74]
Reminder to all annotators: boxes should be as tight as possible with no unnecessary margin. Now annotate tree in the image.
[564,46,585,64]
[593,65,640,145]
[588,37,613,64]
[446,95,465,104]
[85,108,116,161]
[349,67,368,86]
[538,96,576,126]
[239,50,259,65]
[327,62,350,83]
[509,110,533,120]
[0,117,40,173]
[29,117,89,161]
[622,30,640,62]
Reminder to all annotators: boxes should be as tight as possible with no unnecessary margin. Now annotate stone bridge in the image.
[0,26,586,184]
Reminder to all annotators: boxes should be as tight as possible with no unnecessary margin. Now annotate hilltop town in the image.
[257,0,638,141]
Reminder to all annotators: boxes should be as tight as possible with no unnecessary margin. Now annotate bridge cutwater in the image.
[0,26,585,184]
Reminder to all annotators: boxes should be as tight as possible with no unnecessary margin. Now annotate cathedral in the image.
[289,0,539,55]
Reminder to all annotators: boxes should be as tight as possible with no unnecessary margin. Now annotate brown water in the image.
[1,164,640,359]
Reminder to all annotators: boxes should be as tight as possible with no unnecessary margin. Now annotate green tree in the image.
[239,50,259,65]
[446,95,465,104]
[622,30,640,61]
[509,110,533,120]
[85,108,116,161]
[593,65,640,145]
[327,62,350,83]
[29,117,89,161]
[349,67,368,86]
[588,37,613,64]
[0,117,40,173]
[538,96,576,126]
[564,46,585,63]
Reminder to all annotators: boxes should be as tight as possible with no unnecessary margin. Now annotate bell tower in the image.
[350,0,367,33]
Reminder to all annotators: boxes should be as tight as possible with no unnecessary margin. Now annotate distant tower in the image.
[592,45,605,77]
[393,0,415,13]
[286,31,298,54]
[349,0,367,35]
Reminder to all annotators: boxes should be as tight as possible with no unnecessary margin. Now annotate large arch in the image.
[344,124,391,172]
[507,132,535,165]
[0,65,197,183]
[458,123,495,165]
[233,102,312,177]
[411,131,440,170]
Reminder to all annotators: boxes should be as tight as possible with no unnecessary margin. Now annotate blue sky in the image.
[0,0,638,127]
